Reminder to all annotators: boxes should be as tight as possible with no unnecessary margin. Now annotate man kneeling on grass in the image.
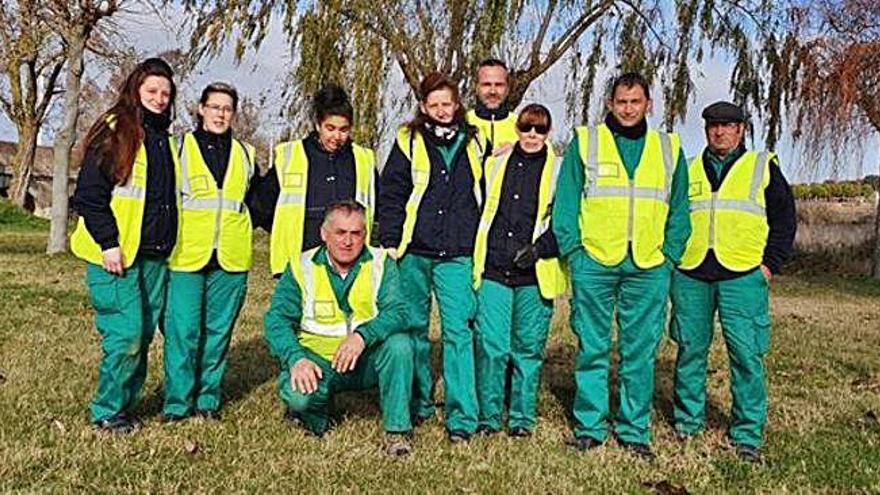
[264,200,414,455]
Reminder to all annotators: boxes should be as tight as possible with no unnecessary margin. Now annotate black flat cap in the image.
[701,101,748,124]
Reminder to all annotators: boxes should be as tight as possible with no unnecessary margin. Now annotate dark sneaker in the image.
[735,444,762,464]
[567,436,603,451]
[195,409,221,421]
[93,415,139,434]
[447,430,472,444]
[620,441,656,462]
[508,427,532,438]
[284,409,304,427]
[674,429,696,443]
[384,432,414,456]
[475,425,499,437]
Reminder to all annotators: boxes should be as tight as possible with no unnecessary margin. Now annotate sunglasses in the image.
[516,122,550,134]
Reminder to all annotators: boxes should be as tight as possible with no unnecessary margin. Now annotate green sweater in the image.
[263,246,406,367]
[552,130,691,264]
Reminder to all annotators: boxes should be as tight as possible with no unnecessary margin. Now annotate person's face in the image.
[316,115,351,153]
[706,122,746,156]
[321,210,366,269]
[607,84,652,128]
[516,121,550,154]
[420,88,458,124]
[198,92,235,134]
[139,75,172,114]
[476,65,509,110]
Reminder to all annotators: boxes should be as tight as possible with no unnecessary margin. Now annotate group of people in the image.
[71,56,796,463]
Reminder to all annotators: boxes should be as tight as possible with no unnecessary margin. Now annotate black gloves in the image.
[513,243,539,269]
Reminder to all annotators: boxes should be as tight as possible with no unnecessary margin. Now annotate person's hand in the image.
[102,247,125,275]
[290,358,323,394]
[386,248,399,260]
[513,244,539,269]
[332,332,366,373]
[491,143,514,157]
[760,264,772,282]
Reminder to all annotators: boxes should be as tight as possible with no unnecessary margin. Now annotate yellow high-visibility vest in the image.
[575,124,680,269]
[269,139,375,275]
[393,126,486,257]
[472,147,567,299]
[679,150,773,271]
[167,132,255,272]
[467,109,518,149]
[290,246,386,339]
[70,125,182,267]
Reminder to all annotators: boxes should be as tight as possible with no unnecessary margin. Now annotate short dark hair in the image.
[517,103,552,130]
[609,72,651,100]
[197,82,238,127]
[478,58,508,72]
[312,84,354,124]
[322,199,366,228]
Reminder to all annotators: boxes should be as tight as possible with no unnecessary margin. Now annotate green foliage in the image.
[792,180,877,200]
[0,199,49,232]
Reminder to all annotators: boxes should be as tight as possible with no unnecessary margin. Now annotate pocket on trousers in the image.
[88,274,120,315]
[753,313,772,356]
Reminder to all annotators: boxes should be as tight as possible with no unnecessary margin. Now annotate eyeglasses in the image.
[516,122,550,134]
[204,104,234,115]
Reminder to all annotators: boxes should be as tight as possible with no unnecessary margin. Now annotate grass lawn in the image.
[2,215,880,492]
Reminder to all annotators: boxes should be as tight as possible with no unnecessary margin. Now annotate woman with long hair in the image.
[376,72,490,442]
[71,57,180,433]
[162,82,263,422]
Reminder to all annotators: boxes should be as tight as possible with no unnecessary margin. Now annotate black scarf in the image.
[604,112,647,140]
[142,108,171,132]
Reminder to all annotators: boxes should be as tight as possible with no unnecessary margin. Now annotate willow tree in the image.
[777,0,880,278]
[180,0,787,146]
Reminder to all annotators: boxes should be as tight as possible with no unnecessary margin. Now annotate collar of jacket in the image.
[193,126,232,148]
[142,108,171,133]
[512,142,548,161]
[474,101,511,121]
[305,131,353,155]
[603,112,647,140]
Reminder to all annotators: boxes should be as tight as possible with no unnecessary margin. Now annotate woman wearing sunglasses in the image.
[471,104,567,438]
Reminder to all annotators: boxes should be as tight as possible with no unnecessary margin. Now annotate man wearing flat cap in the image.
[669,101,796,463]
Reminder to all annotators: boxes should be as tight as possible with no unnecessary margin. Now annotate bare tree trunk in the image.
[872,157,880,280]
[47,35,86,254]
[9,124,39,208]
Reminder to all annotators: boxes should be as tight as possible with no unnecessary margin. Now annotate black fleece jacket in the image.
[72,111,177,258]
[377,124,488,258]
[484,143,559,287]
[680,144,797,281]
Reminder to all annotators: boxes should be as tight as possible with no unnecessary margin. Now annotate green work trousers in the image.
[569,249,672,444]
[475,280,553,432]
[669,268,771,448]
[398,254,478,433]
[163,268,248,416]
[86,256,168,422]
[278,333,414,434]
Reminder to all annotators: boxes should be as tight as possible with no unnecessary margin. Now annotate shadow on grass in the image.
[653,353,730,431]
[135,334,278,419]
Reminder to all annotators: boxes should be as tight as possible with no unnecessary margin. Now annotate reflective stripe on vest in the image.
[472,147,568,299]
[466,109,519,149]
[679,150,772,271]
[394,126,486,257]
[269,140,376,275]
[291,246,386,337]
[167,132,255,272]
[576,124,680,268]
[70,136,182,267]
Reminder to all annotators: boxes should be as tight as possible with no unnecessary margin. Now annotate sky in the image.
[1,4,875,183]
